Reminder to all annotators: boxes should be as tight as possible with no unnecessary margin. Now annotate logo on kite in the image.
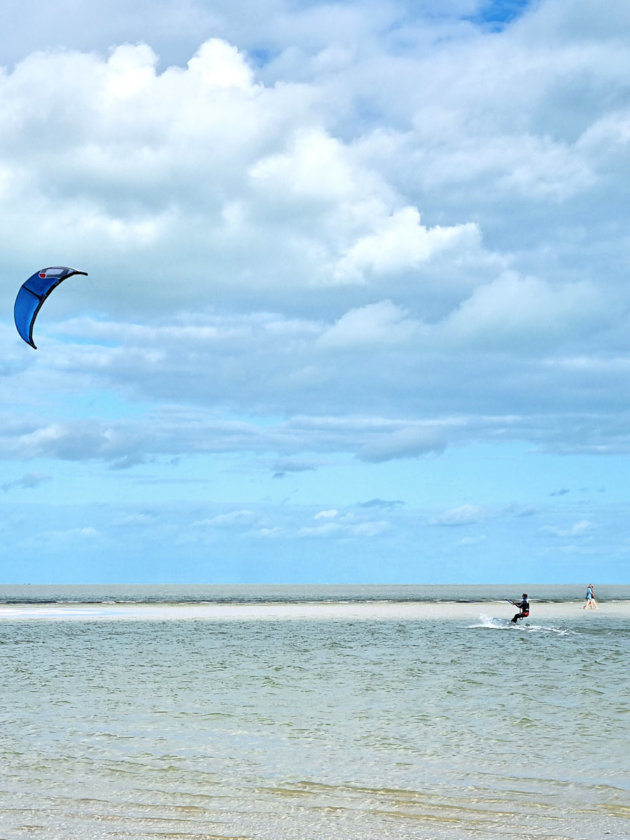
[14,266,88,349]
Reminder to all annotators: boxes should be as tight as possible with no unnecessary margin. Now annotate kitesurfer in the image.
[510,594,529,623]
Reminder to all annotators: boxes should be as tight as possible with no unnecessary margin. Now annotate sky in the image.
[1,0,630,584]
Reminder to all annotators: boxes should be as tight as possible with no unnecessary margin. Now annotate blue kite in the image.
[14,266,88,349]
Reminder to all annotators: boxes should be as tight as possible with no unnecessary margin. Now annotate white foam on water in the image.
[470,613,571,634]
[522,623,572,635]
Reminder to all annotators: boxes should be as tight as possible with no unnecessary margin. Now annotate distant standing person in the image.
[510,594,530,623]
[583,584,598,609]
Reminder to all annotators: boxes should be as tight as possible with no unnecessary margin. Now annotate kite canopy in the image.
[14,267,88,349]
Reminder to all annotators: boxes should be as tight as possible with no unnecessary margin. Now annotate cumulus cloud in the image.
[319,301,419,349]
[1,2,630,495]
[4,0,630,585]
[332,208,480,283]
[0,31,502,322]
[440,271,607,349]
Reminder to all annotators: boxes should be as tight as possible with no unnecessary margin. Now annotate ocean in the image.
[0,585,628,839]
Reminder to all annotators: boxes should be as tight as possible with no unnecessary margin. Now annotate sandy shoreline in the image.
[0,600,627,621]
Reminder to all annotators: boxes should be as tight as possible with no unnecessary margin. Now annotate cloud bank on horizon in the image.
[2,0,630,583]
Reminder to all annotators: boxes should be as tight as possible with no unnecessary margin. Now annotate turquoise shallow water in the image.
[0,586,628,839]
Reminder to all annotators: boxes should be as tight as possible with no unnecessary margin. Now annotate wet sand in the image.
[0,599,626,621]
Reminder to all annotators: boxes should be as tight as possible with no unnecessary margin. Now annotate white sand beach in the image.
[0,598,627,621]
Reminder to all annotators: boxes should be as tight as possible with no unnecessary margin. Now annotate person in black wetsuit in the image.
[511,594,529,623]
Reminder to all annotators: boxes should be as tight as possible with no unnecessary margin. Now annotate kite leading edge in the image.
[14,267,88,349]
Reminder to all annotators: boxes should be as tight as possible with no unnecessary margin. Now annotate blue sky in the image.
[2,0,630,584]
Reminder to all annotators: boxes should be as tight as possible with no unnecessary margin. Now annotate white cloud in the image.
[297,508,388,539]
[198,509,256,527]
[4,1,630,586]
[1,2,630,484]
[358,424,446,462]
[431,504,487,527]
[1,35,506,321]
[26,526,101,548]
[349,519,388,537]
[298,521,341,537]
[440,271,607,349]
[249,127,375,206]
[319,301,419,349]
[541,519,593,538]
[187,39,255,89]
[104,43,159,100]
[333,207,480,283]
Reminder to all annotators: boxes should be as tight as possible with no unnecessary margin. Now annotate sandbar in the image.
[0,600,627,621]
